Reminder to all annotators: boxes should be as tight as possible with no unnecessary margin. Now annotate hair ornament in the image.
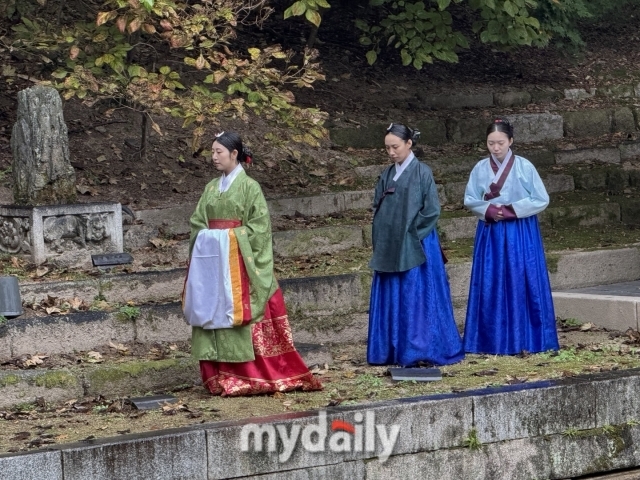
[215,131,225,137]
[386,123,394,132]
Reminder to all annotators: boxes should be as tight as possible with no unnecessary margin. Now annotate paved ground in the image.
[561,280,640,297]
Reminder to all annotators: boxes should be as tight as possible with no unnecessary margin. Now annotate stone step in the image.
[0,342,332,409]
[8,246,640,363]
[330,110,638,148]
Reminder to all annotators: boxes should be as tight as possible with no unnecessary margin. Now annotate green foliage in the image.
[463,428,482,449]
[118,305,141,321]
[284,0,331,27]
[8,0,327,151]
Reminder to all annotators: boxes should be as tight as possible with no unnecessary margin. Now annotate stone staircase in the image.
[4,82,640,409]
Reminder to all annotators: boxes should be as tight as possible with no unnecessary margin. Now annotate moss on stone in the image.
[0,374,21,388]
[87,358,195,392]
[33,371,78,389]
[545,254,560,273]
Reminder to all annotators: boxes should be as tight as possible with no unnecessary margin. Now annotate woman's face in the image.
[212,140,238,175]
[385,133,412,163]
[486,130,513,162]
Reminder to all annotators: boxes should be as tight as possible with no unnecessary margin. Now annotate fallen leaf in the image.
[23,354,48,367]
[45,306,62,315]
[76,185,98,196]
[472,369,499,377]
[11,432,30,441]
[86,351,103,363]
[140,183,148,191]
[580,322,595,331]
[169,344,178,351]
[69,297,83,310]
[108,178,118,185]
[272,392,285,399]
[36,267,49,278]
[96,155,107,163]
[309,169,328,177]
[149,238,168,248]
[108,341,129,353]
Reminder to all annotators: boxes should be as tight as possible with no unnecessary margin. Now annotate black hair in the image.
[213,131,253,163]
[486,117,514,140]
[385,123,420,146]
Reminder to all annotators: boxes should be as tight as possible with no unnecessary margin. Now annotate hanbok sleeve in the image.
[415,165,440,240]
[188,183,213,256]
[510,160,549,218]
[372,172,386,211]
[464,164,491,220]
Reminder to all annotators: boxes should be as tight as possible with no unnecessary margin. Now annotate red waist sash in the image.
[209,219,241,229]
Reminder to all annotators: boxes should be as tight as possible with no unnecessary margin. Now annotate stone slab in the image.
[254,461,366,480]
[556,148,621,165]
[0,450,62,480]
[615,107,637,133]
[543,174,575,194]
[595,375,640,427]
[505,113,564,143]
[268,191,374,217]
[329,124,386,149]
[563,109,612,137]
[494,91,531,108]
[134,303,191,344]
[419,93,494,110]
[448,117,488,144]
[474,382,597,443]
[552,293,639,331]
[565,88,596,101]
[443,181,466,205]
[561,280,640,297]
[620,142,640,161]
[8,311,136,357]
[354,165,386,179]
[549,248,640,290]
[438,216,477,241]
[0,369,84,409]
[539,203,620,228]
[273,226,363,258]
[61,429,207,480]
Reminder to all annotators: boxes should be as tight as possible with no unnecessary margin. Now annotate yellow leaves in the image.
[96,11,117,27]
[248,47,261,60]
[92,31,108,43]
[142,24,156,34]
[151,120,163,136]
[116,17,127,33]
[127,18,142,34]
[23,354,48,367]
[69,46,80,60]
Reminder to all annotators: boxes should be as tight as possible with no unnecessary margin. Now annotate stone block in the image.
[135,204,193,236]
[354,165,386,179]
[418,93,494,109]
[289,313,369,345]
[342,190,375,211]
[615,107,637,133]
[61,429,207,480]
[0,369,83,409]
[573,169,609,190]
[363,224,372,248]
[448,117,488,144]
[600,84,635,98]
[543,174,575,194]
[0,326,12,360]
[415,119,448,146]
[563,110,612,137]
[430,155,481,176]
[565,88,596,101]
[619,198,640,225]
[549,248,640,290]
[555,148,621,165]
[443,182,466,205]
[530,88,562,104]
[330,125,386,149]
[595,375,640,426]
[446,262,472,300]
[519,149,556,167]
[474,382,597,443]
[281,274,367,315]
[123,224,159,250]
[494,91,532,108]
[84,358,199,397]
[99,269,185,304]
[539,203,620,228]
[8,311,136,357]
[436,184,446,205]
[273,226,363,258]
[438,216,477,241]
[0,450,62,480]
[0,202,123,266]
[505,113,564,143]
[295,343,333,367]
[19,278,99,305]
[255,461,366,480]
[134,303,190,344]
[552,293,639,332]
[343,396,472,458]
[620,141,640,161]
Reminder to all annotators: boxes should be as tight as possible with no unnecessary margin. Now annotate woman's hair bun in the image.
[386,123,419,145]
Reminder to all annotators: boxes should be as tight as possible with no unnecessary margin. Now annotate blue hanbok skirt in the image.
[367,230,464,367]
[463,216,559,355]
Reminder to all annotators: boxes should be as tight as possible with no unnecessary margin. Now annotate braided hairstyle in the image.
[213,131,253,164]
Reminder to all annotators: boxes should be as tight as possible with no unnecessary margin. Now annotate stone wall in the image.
[5,368,640,480]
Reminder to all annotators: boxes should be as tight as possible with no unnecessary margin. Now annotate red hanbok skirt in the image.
[199,288,323,396]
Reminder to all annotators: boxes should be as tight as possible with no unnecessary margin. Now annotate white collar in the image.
[393,151,415,181]
[219,163,244,192]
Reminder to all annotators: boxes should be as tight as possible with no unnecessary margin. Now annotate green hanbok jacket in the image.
[188,170,277,362]
[369,157,440,273]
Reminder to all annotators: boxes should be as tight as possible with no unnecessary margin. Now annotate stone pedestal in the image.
[0,203,123,266]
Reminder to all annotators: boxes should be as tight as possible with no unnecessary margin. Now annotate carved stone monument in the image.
[7,86,124,266]
[10,85,76,206]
